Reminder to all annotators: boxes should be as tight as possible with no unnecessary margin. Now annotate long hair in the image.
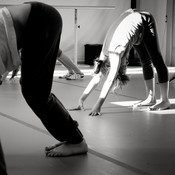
[94,56,130,92]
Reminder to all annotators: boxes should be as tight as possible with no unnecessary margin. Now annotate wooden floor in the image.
[0,65,175,175]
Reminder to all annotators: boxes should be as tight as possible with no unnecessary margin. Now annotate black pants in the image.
[0,141,7,175]
[20,2,83,144]
[133,12,168,83]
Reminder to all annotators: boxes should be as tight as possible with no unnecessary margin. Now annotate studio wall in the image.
[0,0,168,64]
[0,0,130,63]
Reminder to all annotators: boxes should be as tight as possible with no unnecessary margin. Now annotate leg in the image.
[133,43,156,107]
[139,78,156,106]
[141,13,170,110]
[0,142,8,175]
[21,2,87,156]
[57,50,74,78]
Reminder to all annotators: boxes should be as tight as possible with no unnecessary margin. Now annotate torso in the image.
[102,9,143,57]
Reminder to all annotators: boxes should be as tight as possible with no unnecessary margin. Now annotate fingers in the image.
[89,111,101,116]
[68,105,85,111]
[148,106,170,111]
[68,106,81,111]
[69,105,102,116]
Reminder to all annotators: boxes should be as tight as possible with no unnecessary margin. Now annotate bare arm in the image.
[89,51,122,116]
[69,72,103,110]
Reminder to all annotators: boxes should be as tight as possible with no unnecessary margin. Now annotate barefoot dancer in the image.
[71,9,170,116]
[0,2,87,157]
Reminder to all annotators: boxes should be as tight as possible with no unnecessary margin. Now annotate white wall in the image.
[0,0,130,63]
[0,0,169,63]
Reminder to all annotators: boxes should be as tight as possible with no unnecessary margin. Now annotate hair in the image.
[94,56,130,93]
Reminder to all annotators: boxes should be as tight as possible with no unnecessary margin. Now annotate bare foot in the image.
[45,142,66,152]
[149,100,170,111]
[133,96,156,107]
[45,140,88,157]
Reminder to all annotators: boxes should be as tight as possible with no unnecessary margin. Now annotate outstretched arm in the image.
[89,51,122,116]
[69,72,103,111]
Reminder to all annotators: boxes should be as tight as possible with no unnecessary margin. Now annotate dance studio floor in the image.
[0,65,175,175]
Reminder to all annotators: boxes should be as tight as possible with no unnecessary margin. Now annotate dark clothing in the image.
[0,141,7,175]
[102,9,168,84]
[20,2,83,144]
[133,11,168,83]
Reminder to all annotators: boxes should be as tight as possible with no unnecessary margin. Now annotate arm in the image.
[89,51,122,116]
[69,72,103,111]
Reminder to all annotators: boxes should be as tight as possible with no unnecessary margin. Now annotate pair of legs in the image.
[133,12,170,110]
[57,51,84,80]
[0,141,7,175]
[20,2,87,157]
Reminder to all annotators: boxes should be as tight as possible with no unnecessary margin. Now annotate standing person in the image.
[0,141,8,175]
[57,50,84,80]
[70,9,170,116]
[0,2,87,157]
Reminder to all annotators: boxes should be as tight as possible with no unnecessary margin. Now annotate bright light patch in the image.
[110,99,175,114]
[110,100,140,107]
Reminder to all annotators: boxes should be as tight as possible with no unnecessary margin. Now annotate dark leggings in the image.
[133,12,168,83]
[0,141,7,175]
[20,2,83,144]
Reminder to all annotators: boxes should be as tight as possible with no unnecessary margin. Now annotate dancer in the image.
[0,2,87,156]
[0,141,8,175]
[70,9,170,116]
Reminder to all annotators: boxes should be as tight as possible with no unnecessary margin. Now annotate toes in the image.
[148,105,158,111]
[46,150,61,157]
[45,145,55,152]
[46,151,54,157]
[46,148,66,157]
[149,106,170,111]
[45,142,65,152]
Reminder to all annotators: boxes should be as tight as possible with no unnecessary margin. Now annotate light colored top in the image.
[0,7,21,75]
[102,9,144,57]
